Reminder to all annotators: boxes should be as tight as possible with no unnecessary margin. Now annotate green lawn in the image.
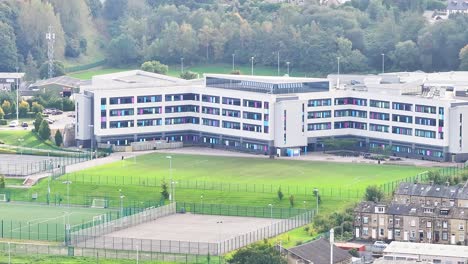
[0,254,193,264]
[0,130,58,150]
[68,63,317,80]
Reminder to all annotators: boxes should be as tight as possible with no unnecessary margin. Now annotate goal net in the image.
[91,199,108,208]
[0,194,7,202]
[92,214,108,226]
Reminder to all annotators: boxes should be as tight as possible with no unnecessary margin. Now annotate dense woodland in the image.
[0,0,467,79]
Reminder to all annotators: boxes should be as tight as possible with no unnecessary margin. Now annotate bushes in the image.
[0,119,6,125]
[38,120,51,140]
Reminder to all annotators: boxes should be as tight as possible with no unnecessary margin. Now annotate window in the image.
[415,117,437,126]
[308,110,331,119]
[411,220,416,227]
[202,118,220,127]
[370,124,389,133]
[110,108,134,117]
[410,230,416,238]
[335,97,367,106]
[243,123,262,132]
[379,228,384,236]
[392,126,412,136]
[370,112,390,121]
[392,102,412,111]
[443,221,448,229]
[415,105,436,114]
[363,217,369,224]
[165,105,199,113]
[109,120,134,128]
[377,207,385,213]
[222,121,241,130]
[427,221,432,228]
[334,121,367,130]
[137,107,162,115]
[363,227,368,236]
[165,93,199,101]
[202,95,220,103]
[370,100,390,109]
[395,218,400,226]
[459,223,464,230]
[137,95,162,103]
[101,98,107,105]
[165,117,199,125]
[442,231,448,240]
[137,119,162,127]
[415,129,436,139]
[243,111,262,120]
[222,97,241,106]
[222,109,241,118]
[415,148,444,158]
[202,107,220,115]
[308,99,331,107]
[110,96,133,105]
[243,99,262,108]
[334,109,367,118]
[392,114,413,123]
[395,229,401,237]
[308,122,331,131]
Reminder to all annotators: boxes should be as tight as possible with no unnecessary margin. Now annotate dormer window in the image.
[376,206,386,214]
[440,209,449,215]
[424,208,434,213]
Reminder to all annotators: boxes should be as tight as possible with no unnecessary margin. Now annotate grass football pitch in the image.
[0,203,116,242]
[19,152,429,212]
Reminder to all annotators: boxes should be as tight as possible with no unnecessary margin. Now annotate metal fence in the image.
[0,241,225,263]
[69,202,312,256]
[0,219,66,242]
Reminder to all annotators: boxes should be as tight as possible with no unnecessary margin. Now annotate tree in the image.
[87,0,102,18]
[180,71,198,80]
[107,34,139,65]
[364,185,384,202]
[228,243,286,264]
[1,100,11,115]
[24,52,39,81]
[0,175,4,189]
[0,106,4,120]
[31,102,44,114]
[34,112,43,132]
[0,21,18,71]
[459,45,468,71]
[289,195,295,207]
[161,180,169,199]
[38,120,51,140]
[141,61,169,74]
[103,0,128,20]
[54,130,63,147]
[39,61,66,79]
[18,101,29,118]
[391,41,420,71]
[277,187,284,201]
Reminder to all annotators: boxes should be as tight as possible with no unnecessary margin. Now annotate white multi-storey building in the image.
[76,70,468,162]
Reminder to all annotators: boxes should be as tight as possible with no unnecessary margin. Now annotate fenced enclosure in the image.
[0,151,89,177]
[69,202,312,256]
[0,241,225,264]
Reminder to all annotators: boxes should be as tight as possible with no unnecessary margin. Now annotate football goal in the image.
[0,194,7,202]
[91,199,108,208]
[92,214,108,226]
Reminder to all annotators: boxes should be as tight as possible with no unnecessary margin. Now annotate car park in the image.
[9,120,18,127]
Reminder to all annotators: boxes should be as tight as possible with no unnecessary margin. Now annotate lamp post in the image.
[217,220,223,255]
[251,56,254,76]
[277,51,280,76]
[88,124,94,160]
[330,228,334,264]
[8,241,11,264]
[47,159,53,205]
[166,156,173,201]
[381,53,385,74]
[286,62,290,76]
[268,204,273,222]
[15,66,19,123]
[136,245,139,264]
[18,138,23,156]
[303,200,306,210]
[314,188,319,215]
[181,57,184,73]
[119,189,125,217]
[201,195,204,213]
[232,54,235,71]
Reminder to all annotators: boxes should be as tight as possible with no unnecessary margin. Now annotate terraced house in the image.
[354,183,468,245]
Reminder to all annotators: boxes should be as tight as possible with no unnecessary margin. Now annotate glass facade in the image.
[335,109,367,118]
[308,99,332,107]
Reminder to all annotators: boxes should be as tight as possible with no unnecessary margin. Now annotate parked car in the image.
[45,118,54,124]
[21,122,28,128]
[373,241,388,249]
[9,120,18,127]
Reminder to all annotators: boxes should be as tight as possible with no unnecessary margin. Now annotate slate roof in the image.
[395,182,468,200]
[29,76,85,89]
[288,237,352,264]
[447,0,468,11]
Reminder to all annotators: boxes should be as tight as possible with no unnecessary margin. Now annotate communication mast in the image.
[46,25,55,79]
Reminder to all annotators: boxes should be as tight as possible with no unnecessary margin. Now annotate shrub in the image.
[34,112,43,132]
[277,187,284,201]
[31,102,44,114]
[141,60,169,74]
[18,100,29,117]
[0,106,4,119]
[55,130,63,146]
[38,120,51,140]
[365,185,384,202]
[289,195,295,207]
[0,119,7,126]
[180,71,198,80]
[0,175,5,188]
[161,180,169,199]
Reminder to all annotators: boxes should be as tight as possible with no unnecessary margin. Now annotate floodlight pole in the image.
[232,54,235,71]
[166,156,173,202]
[136,245,139,264]
[8,242,11,264]
[381,53,385,74]
[286,62,290,76]
[251,56,254,76]
[201,195,204,212]
[314,188,319,215]
[277,51,280,76]
[15,66,19,123]
[119,189,124,217]
[330,228,334,264]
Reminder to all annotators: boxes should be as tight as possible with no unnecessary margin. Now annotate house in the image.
[447,0,468,14]
[0,72,24,92]
[283,237,352,264]
[382,241,468,263]
[394,182,468,208]
[354,201,468,245]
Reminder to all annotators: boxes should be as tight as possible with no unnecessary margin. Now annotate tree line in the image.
[0,0,467,80]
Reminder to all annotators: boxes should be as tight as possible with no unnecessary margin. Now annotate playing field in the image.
[0,203,117,241]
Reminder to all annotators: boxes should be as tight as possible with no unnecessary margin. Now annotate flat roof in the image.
[384,241,468,258]
[205,74,328,84]
[0,72,25,79]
